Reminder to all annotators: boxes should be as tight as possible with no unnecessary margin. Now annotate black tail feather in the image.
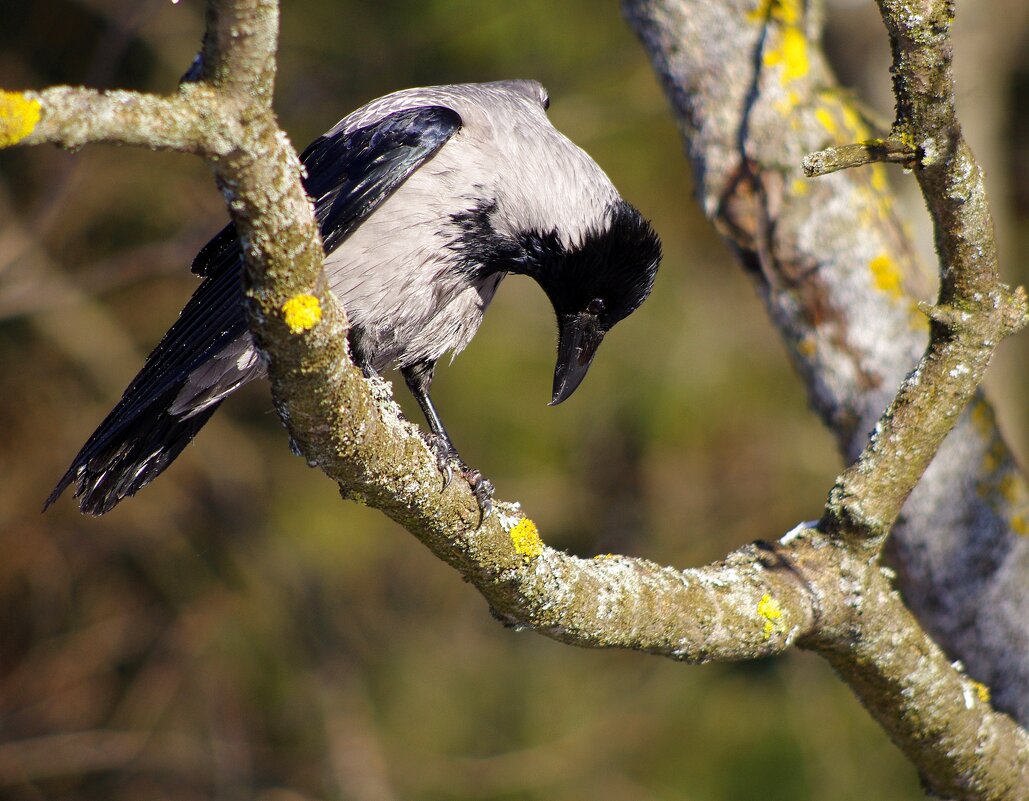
[46,391,222,516]
[46,245,249,516]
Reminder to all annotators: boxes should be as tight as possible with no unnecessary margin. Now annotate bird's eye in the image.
[587,298,606,316]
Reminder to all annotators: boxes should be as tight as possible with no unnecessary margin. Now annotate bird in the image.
[46,80,662,517]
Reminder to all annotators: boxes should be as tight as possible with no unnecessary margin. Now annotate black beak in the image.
[550,312,606,405]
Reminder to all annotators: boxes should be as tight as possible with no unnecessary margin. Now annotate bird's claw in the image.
[423,433,457,492]
[464,470,494,525]
[421,433,493,524]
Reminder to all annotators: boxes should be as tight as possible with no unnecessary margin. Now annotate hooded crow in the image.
[47,80,662,516]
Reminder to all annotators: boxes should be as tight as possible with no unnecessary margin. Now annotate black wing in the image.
[193,105,463,276]
[49,105,463,514]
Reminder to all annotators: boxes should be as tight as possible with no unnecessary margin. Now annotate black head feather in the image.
[520,200,662,330]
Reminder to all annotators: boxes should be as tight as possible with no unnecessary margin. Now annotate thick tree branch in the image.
[0,0,819,664]
[805,542,1029,801]
[243,226,818,659]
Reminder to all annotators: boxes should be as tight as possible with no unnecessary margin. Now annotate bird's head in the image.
[518,200,662,405]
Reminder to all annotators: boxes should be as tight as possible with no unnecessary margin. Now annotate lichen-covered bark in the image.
[2,0,1028,796]
[623,0,1029,725]
[12,85,237,156]
[808,549,1029,801]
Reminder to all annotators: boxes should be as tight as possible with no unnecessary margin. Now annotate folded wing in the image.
[48,106,462,514]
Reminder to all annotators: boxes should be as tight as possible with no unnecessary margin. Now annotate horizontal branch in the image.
[1,86,239,157]
[488,539,814,660]
[240,199,816,658]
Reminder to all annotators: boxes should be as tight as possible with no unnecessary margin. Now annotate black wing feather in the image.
[48,105,462,513]
[192,106,462,276]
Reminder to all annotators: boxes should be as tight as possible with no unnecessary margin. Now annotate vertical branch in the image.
[821,0,1026,549]
[623,0,1029,724]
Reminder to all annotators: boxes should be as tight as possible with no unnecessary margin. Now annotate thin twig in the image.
[802,138,916,177]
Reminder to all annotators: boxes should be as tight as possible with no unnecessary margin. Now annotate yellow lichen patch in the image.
[1012,515,1028,536]
[868,254,903,298]
[814,106,838,139]
[746,0,768,21]
[870,164,889,193]
[876,191,894,221]
[773,90,801,116]
[751,0,808,87]
[748,0,800,25]
[0,91,41,148]
[757,593,784,639]
[972,681,991,704]
[997,474,1021,504]
[764,27,809,84]
[979,437,1009,480]
[796,336,816,357]
[970,400,995,437]
[510,518,543,560]
[840,103,869,140]
[281,293,322,334]
[593,553,616,560]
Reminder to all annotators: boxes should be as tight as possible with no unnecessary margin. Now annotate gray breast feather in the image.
[333,81,619,250]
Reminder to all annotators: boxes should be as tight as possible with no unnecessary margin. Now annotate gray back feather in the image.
[182,81,624,404]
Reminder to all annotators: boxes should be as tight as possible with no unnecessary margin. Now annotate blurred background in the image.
[0,1,1025,799]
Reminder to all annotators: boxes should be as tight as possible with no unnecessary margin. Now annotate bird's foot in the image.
[423,433,457,491]
[422,433,494,524]
[464,469,494,524]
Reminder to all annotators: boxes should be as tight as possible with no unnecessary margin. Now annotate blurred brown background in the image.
[0,1,1025,799]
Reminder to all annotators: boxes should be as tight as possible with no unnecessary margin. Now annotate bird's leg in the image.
[402,361,494,520]
[401,361,457,488]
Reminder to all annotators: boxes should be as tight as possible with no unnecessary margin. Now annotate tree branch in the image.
[2,86,234,156]
[820,0,1029,551]
[805,543,1029,800]
[802,138,916,177]
[3,0,1028,796]
[623,0,1029,727]
[0,0,818,665]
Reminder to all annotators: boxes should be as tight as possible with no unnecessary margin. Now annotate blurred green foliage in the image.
[1,1,1024,799]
